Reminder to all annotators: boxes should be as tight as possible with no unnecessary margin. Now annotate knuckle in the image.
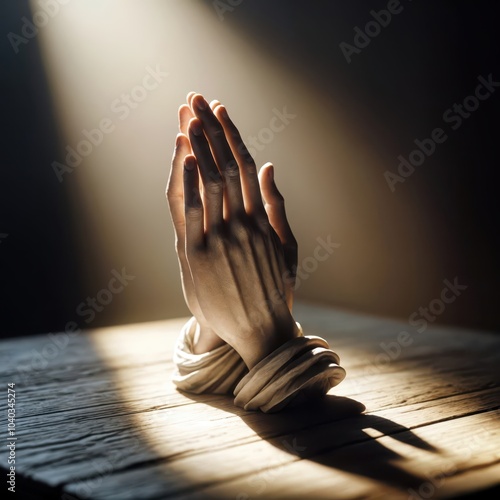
[205,179,224,196]
[185,206,203,221]
[207,235,225,254]
[175,240,185,256]
[265,195,285,210]
[273,191,285,205]
[235,141,255,163]
[232,218,253,241]
[243,158,257,174]
[224,159,240,179]
[211,126,225,138]
[166,186,183,204]
[165,184,175,200]
[255,212,271,230]
[186,243,204,260]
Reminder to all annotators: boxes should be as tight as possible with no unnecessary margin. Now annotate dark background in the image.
[0,0,499,338]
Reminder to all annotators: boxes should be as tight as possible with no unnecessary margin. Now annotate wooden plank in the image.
[60,389,500,499]
[1,302,499,499]
[12,383,500,493]
[163,410,500,500]
[5,345,495,424]
[4,338,499,468]
[4,347,498,438]
[3,302,496,379]
[0,318,185,379]
[3,305,497,429]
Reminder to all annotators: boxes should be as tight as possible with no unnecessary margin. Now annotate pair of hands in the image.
[166,93,299,369]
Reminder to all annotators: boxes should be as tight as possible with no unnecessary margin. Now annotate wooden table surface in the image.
[1,302,500,499]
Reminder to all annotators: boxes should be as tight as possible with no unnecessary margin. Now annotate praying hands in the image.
[167,93,345,412]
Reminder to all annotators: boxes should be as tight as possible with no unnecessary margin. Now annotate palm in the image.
[167,97,298,351]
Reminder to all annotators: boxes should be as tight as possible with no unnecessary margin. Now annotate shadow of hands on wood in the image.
[183,392,438,494]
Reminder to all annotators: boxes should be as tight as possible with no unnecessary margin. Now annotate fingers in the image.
[184,155,204,248]
[259,163,298,272]
[188,118,223,229]
[178,104,194,135]
[191,94,245,215]
[213,104,266,218]
[187,91,196,109]
[166,133,191,245]
[210,99,221,111]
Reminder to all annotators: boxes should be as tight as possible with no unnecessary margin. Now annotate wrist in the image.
[242,317,300,370]
[192,320,226,353]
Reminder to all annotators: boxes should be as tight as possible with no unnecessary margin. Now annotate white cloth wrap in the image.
[172,317,346,412]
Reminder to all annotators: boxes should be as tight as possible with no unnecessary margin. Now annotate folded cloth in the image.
[233,335,346,412]
[172,317,247,394]
[172,317,346,412]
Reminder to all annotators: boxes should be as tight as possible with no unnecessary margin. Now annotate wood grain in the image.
[0,302,499,499]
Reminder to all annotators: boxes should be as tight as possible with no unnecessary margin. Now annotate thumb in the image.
[259,162,298,272]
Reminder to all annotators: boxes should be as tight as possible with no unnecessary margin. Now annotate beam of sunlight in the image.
[32,0,439,327]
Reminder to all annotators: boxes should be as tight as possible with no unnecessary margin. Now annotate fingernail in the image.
[269,164,274,180]
[185,156,195,171]
[195,96,207,110]
[218,106,229,120]
[191,120,203,136]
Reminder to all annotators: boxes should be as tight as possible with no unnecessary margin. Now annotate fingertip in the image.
[188,117,203,136]
[187,92,198,111]
[210,99,221,110]
[193,94,208,111]
[214,104,229,121]
[179,104,194,134]
[179,104,191,118]
[184,154,197,171]
[175,132,188,148]
[259,162,274,182]
[268,163,274,181]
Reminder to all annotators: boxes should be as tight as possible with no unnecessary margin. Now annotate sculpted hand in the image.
[166,104,225,353]
[169,95,346,412]
[179,93,299,369]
